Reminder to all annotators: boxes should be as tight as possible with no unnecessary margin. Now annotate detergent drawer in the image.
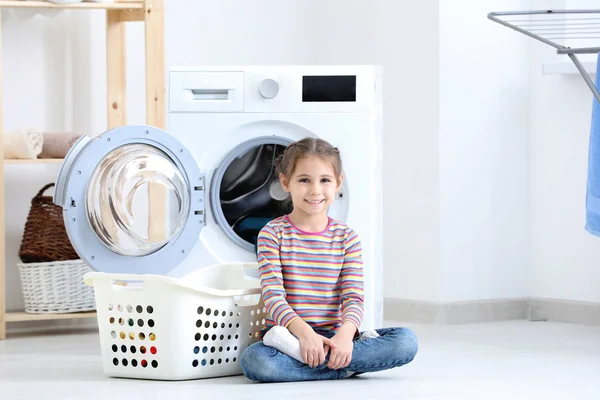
[169,71,244,113]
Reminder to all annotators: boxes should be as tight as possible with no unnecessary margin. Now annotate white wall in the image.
[309,0,442,302]
[528,0,600,303]
[374,1,442,302]
[438,0,530,301]
[309,0,531,303]
[438,0,600,303]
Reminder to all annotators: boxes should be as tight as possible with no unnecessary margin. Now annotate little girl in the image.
[240,137,418,382]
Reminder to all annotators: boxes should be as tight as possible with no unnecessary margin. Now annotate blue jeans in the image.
[240,327,418,383]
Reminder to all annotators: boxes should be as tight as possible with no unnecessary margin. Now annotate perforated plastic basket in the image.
[84,262,266,380]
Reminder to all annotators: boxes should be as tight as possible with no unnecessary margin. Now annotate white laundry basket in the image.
[84,262,266,381]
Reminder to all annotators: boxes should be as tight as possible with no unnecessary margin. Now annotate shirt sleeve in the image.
[340,228,365,330]
[256,224,300,328]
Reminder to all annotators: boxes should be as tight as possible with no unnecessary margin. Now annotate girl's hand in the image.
[297,331,337,368]
[327,334,354,369]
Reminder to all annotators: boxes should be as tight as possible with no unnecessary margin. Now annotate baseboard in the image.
[6,316,98,336]
[6,297,599,335]
[384,297,600,325]
[528,298,600,325]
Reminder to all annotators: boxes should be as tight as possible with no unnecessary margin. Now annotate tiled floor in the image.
[1,320,599,400]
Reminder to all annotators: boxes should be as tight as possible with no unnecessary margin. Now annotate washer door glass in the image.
[86,143,190,256]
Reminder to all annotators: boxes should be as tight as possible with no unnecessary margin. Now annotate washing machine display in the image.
[302,75,357,102]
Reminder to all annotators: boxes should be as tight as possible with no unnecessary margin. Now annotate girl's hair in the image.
[274,137,343,181]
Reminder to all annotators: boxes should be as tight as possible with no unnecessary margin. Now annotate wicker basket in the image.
[17,260,96,314]
[18,183,79,263]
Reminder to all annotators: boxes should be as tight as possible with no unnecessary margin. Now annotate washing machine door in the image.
[53,125,205,275]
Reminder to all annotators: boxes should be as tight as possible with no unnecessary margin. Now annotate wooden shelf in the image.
[5,311,97,322]
[0,1,143,10]
[0,0,165,340]
[4,158,63,164]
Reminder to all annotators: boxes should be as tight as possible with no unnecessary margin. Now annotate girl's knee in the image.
[240,343,264,380]
[240,342,281,383]
[392,327,418,362]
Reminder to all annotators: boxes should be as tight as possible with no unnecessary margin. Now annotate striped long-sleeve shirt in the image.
[257,215,364,333]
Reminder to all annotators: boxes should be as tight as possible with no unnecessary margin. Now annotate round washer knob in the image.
[259,79,279,99]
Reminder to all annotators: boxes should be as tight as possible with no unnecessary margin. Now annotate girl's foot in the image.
[262,326,304,363]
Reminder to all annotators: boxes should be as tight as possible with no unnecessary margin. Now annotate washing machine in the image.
[53,65,383,331]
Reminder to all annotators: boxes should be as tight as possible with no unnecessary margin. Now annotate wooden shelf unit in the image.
[0,1,144,10]
[0,0,165,340]
[6,311,97,322]
[5,159,64,165]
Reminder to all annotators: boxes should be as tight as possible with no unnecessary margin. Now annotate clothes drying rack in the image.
[488,9,600,103]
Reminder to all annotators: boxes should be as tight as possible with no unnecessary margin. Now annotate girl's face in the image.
[280,156,343,219]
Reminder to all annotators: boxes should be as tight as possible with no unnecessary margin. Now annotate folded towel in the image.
[38,132,83,159]
[3,129,43,160]
[585,53,600,236]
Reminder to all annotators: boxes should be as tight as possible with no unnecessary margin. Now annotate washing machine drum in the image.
[53,125,205,275]
[213,141,291,253]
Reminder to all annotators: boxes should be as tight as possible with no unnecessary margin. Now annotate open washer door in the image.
[53,125,205,275]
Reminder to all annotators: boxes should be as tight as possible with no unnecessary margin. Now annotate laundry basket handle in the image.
[35,183,55,199]
[83,272,156,288]
[83,272,262,297]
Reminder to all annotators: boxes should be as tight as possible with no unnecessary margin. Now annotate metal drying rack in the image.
[488,9,600,103]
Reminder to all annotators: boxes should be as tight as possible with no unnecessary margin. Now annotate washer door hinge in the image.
[195,174,206,225]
